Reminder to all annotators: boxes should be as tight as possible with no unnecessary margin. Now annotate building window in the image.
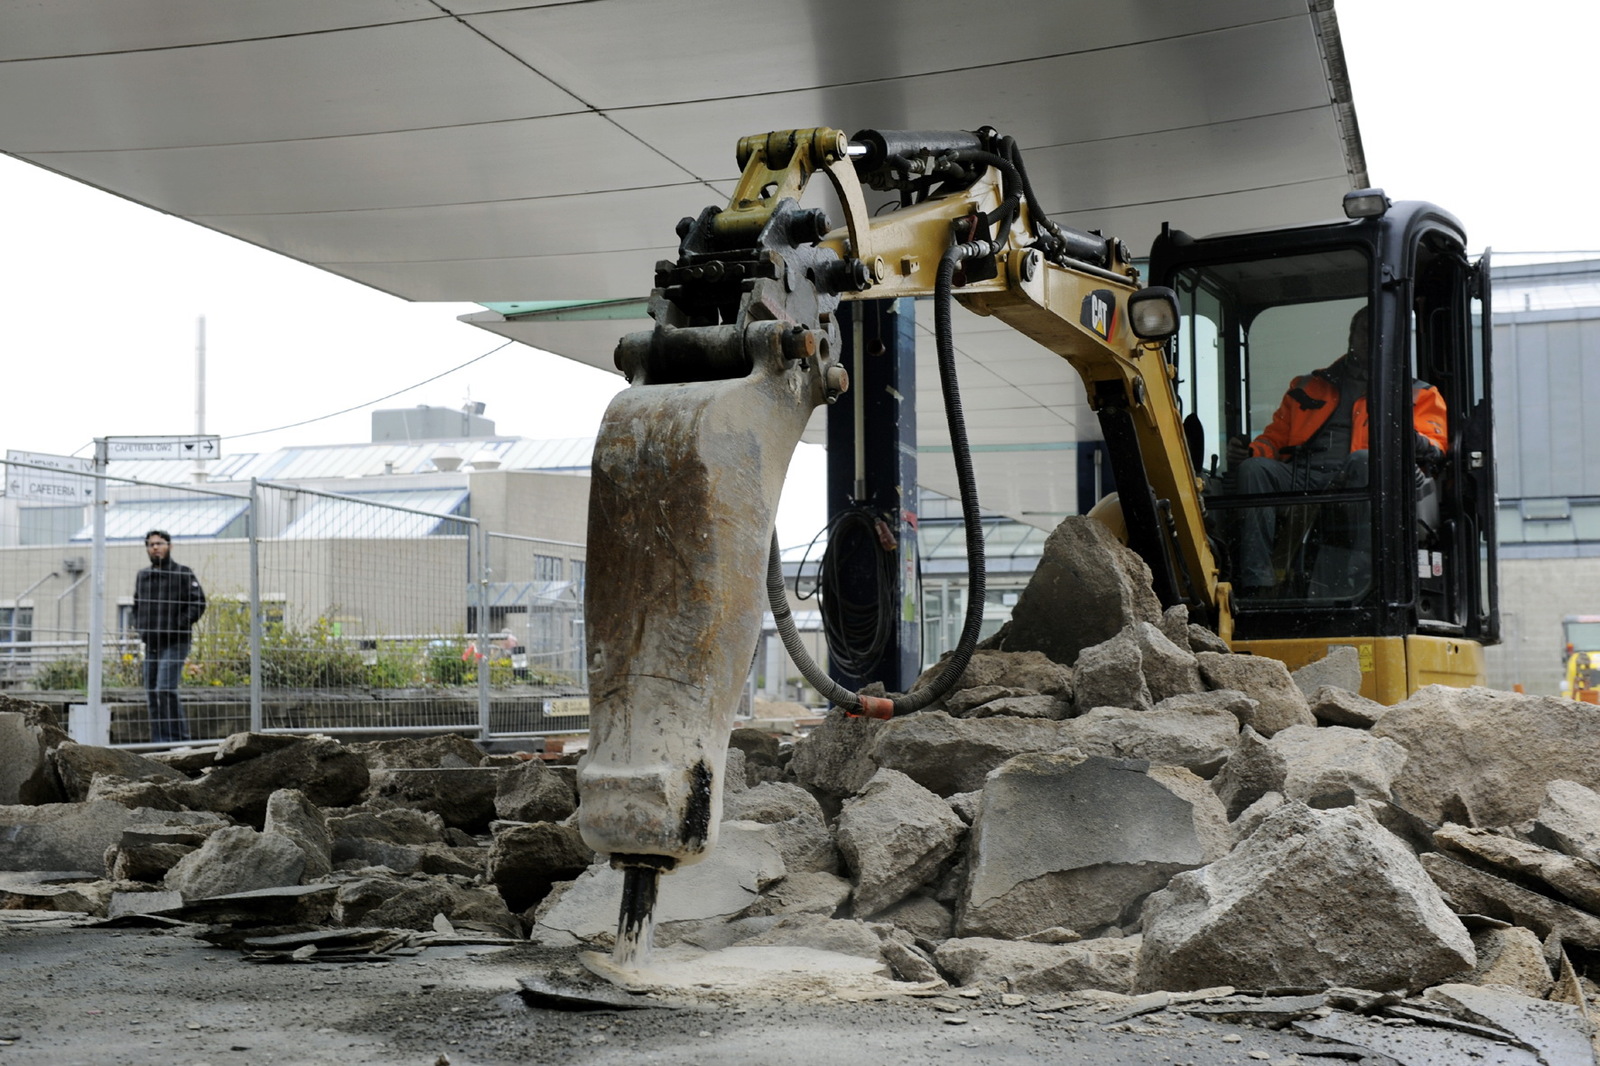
[0,607,33,644]
[21,507,86,546]
[534,554,563,582]
[572,560,585,596]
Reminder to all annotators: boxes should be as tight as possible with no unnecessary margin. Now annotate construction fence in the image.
[0,460,589,748]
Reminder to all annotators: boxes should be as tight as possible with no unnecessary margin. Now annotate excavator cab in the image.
[1150,193,1499,701]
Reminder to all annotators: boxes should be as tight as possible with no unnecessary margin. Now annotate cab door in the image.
[1406,237,1497,642]
[1465,250,1499,642]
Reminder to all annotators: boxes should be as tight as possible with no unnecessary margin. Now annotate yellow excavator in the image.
[576,127,1498,961]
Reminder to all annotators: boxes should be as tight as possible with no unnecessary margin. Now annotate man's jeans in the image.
[143,641,191,744]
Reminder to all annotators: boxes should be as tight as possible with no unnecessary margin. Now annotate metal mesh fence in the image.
[0,458,590,748]
[482,532,588,735]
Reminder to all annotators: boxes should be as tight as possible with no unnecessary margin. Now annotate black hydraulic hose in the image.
[942,149,1023,246]
[766,238,992,718]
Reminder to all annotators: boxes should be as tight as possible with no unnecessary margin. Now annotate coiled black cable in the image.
[767,236,993,717]
[815,505,898,679]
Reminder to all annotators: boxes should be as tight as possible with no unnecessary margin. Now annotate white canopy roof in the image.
[0,0,1366,525]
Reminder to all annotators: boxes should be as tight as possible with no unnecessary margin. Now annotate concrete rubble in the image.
[4,515,1600,1062]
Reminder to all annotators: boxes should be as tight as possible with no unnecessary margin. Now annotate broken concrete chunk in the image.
[1071,631,1153,713]
[742,870,853,919]
[0,801,180,872]
[869,712,1073,797]
[1136,803,1474,993]
[788,710,885,804]
[1195,653,1315,737]
[215,731,309,765]
[345,732,486,770]
[493,759,577,824]
[1421,851,1600,950]
[959,694,1068,720]
[1060,695,1241,779]
[1464,925,1553,998]
[934,935,1141,995]
[836,768,965,918]
[50,742,184,803]
[333,874,520,938]
[84,773,192,812]
[1533,779,1600,866]
[105,820,228,882]
[330,806,446,847]
[0,871,111,915]
[163,825,307,900]
[1130,622,1204,703]
[877,932,942,983]
[1434,823,1600,912]
[958,753,1228,939]
[946,790,980,825]
[733,914,887,962]
[1186,624,1231,655]
[987,515,1163,668]
[945,686,1040,717]
[1375,686,1600,828]
[1290,645,1363,698]
[911,650,1073,707]
[364,767,499,833]
[722,782,838,875]
[870,894,953,941]
[264,788,333,881]
[722,746,748,795]
[486,820,594,913]
[0,710,66,804]
[185,736,368,827]
[1308,685,1387,729]
[1210,727,1288,820]
[1228,791,1285,846]
[1426,982,1595,1066]
[1158,604,1191,649]
[1267,724,1408,809]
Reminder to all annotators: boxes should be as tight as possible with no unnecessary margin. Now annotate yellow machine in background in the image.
[1562,615,1600,702]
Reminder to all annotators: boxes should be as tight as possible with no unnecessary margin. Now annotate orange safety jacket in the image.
[1248,369,1448,464]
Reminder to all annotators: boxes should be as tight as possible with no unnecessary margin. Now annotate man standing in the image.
[133,529,206,744]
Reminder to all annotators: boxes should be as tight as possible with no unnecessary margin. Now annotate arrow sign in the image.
[104,435,223,461]
[4,449,94,502]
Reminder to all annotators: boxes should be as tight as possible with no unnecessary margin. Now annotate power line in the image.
[223,340,515,442]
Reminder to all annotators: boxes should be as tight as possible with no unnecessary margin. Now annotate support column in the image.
[824,298,920,692]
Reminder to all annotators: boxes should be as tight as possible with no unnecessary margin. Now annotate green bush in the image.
[188,600,363,688]
[425,640,476,686]
[32,658,86,690]
[29,654,143,691]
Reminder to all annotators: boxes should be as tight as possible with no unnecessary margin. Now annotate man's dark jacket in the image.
[133,558,206,648]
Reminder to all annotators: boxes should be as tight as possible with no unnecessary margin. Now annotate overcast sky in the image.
[0,1,1588,544]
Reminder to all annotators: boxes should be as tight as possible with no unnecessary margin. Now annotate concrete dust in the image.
[578,943,931,1005]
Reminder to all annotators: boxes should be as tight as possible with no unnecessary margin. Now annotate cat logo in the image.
[1080,289,1118,340]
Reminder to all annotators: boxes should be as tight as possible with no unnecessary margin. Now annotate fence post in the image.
[476,522,491,742]
[86,439,108,737]
[248,479,263,733]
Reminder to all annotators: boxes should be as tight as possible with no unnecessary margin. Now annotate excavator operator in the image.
[1226,306,1449,596]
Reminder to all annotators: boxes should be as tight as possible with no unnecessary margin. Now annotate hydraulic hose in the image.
[767,238,993,718]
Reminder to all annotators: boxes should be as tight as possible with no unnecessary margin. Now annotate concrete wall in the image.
[1484,556,1600,696]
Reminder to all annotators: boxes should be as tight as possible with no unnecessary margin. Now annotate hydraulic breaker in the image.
[578,169,853,964]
